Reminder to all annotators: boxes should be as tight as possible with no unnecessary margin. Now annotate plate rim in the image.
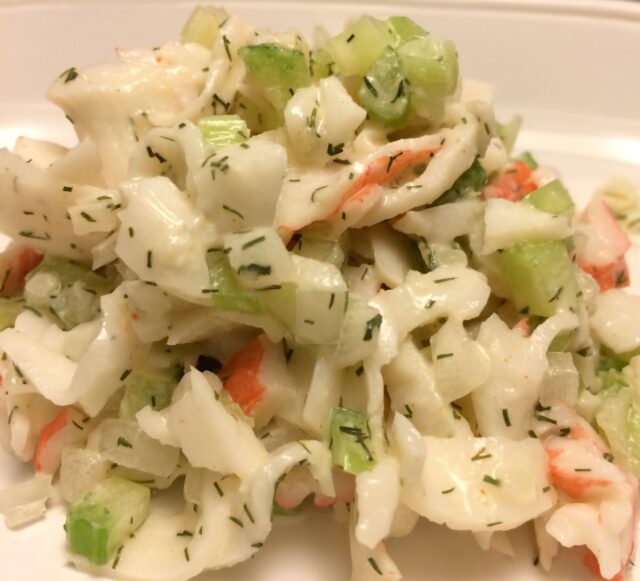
[0,0,640,24]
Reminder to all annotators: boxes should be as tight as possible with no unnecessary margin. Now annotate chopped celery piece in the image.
[310,48,334,80]
[0,298,24,330]
[25,255,113,329]
[497,240,578,318]
[518,151,539,170]
[205,249,263,314]
[239,44,310,113]
[387,16,428,45]
[66,477,150,565]
[357,46,409,126]
[205,249,296,328]
[119,369,179,419]
[28,255,112,294]
[496,115,522,154]
[198,115,249,148]
[399,36,458,97]
[523,179,575,218]
[330,407,375,475]
[599,368,629,393]
[431,158,487,206]
[325,16,395,76]
[180,6,222,48]
[596,384,640,478]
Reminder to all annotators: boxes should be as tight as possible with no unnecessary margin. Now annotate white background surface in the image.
[0,1,640,580]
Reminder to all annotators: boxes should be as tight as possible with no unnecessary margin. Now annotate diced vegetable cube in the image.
[399,35,458,98]
[497,240,578,317]
[523,179,575,217]
[357,46,409,126]
[198,115,249,148]
[330,407,375,475]
[387,16,428,45]
[66,477,150,565]
[205,249,264,314]
[25,255,113,329]
[119,368,179,419]
[325,16,396,76]
[310,48,334,80]
[239,44,311,113]
[181,6,224,47]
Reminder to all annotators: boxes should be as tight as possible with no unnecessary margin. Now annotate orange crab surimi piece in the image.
[34,406,87,474]
[0,244,43,297]
[545,447,611,501]
[483,160,538,202]
[329,147,440,219]
[579,254,630,292]
[576,199,632,291]
[219,338,266,415]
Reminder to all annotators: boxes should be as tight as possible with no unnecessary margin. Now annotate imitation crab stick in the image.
[219,337,266,415]
[329,146,439,220]
[0,243,42,297]
[483,160,538,202]
[34,406,89,474]
[575,199,632,291]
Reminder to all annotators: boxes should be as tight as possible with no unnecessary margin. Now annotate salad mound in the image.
[0,5,639,580]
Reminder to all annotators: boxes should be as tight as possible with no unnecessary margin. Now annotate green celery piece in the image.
[399,36,458,98]
[0,298,24,330]
[357,46,409,126]
[206,249,264,314]
[198,115,249,148]
[180,6,222,47]
[597,385,640,478]
[330,407,375,475]
[496,116,522,154]
[497,240,578,318]
[205,249,296,330]
[518,151,539,170]
[66,477,150,565]
[119,369,179,419]
[310,48,334,80]
[431,158,487,206]
[325,16,396,76]
[387,16,428,45]
[26,255,113,329]
[523,179,575,218]
[239,44,310,113]
[28,255,112,294]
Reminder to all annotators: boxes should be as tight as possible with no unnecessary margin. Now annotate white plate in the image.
[1,1,640,580]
